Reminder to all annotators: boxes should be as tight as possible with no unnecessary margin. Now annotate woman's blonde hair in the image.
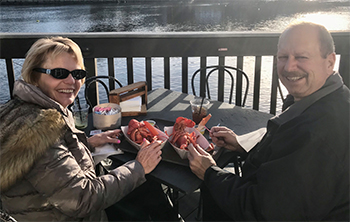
[21,36,85,85]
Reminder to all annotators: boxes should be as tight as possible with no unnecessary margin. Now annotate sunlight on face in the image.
[37,52,83,108]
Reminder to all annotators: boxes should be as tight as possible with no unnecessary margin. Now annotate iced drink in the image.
[190,98,210,124]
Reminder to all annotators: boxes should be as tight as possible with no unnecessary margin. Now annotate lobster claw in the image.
[143,121,159,137]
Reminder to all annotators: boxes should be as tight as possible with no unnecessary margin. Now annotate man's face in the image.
[277,25,335,101]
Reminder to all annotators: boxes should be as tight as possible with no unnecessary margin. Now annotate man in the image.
[188,21,349,221]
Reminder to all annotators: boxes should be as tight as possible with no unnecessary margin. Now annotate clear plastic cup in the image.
[72,103,89,129]
[190,98,210,124]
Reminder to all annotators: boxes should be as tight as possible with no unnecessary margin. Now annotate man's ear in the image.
[327,52,336,74]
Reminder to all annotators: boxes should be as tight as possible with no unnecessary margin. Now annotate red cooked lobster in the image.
[127,119,159,144]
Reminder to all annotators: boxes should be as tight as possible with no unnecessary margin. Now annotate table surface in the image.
[85,88,272,194]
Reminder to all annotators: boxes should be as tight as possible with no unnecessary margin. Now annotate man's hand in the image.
[136,140,162,174]
[87,129,121,148]
[187,143,216,180]
[210,126,244,153]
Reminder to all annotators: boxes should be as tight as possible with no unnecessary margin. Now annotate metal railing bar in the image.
[217,56,225,102]
[127,57,133,85]
[182,57,188,94]
[269,56,279,115]
[5,59,15,100]
[199,56,207,98]
[236,56,244,106]
[146,57,152,90]
[107,58,115,90]
[253,56,262,111]
[164,57,170,89]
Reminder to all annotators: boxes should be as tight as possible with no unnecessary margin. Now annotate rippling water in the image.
[1,0,349,113]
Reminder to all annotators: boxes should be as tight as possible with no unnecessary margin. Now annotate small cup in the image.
[146,120,156,126]
[195,125,205,135]
[72,103,90,129]
[93,103,121,130]
[190,97,210,124]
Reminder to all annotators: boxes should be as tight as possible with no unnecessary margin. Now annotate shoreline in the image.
[0,0,308,6]
[1,0,194,5]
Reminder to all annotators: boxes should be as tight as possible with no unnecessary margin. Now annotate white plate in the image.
[121,125,168,150]
[164,126,210,159]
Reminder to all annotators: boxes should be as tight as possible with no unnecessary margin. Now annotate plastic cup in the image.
[195,125,205,135]
[72,103,89,129]
[190,98,210,124]
[146,120,156,126]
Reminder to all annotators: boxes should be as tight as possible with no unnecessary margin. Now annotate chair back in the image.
[84,76,123,108]
[0,210,17,222]
[191,65,249,106]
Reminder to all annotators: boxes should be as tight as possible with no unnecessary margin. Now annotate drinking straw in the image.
[76,96,83,122]
[199,97,205,115]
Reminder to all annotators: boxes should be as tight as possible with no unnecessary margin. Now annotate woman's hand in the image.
[136,139,162,174]
[187,143,216,180]
[210,126,244,153]
[87,129,121,148]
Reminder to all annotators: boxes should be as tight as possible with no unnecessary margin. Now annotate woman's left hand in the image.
[87,129,121,148]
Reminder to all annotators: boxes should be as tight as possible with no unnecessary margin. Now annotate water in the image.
[1,0,349,113]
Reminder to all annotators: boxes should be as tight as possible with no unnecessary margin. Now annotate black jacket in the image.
[205,73,350,221]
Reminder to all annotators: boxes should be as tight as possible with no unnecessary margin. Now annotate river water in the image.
[1,0,349,113]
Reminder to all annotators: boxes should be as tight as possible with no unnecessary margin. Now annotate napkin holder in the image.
[109,81,147,116]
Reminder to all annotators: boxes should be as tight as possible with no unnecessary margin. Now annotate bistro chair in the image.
[191,65,249,107]
[0,209,17,222]
[84,76,123,108]
[191,65,248,220]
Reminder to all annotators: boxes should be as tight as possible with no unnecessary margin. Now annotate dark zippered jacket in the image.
[205,73,349,221]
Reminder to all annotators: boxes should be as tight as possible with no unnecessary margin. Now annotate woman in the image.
[0,37,168,221]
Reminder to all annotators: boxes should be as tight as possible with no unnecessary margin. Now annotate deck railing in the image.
[1,32,349,114]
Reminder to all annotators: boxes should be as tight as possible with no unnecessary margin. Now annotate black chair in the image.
[191,65,248,220]
[0,210,17,222]
[84,76,123,108]
[191,65,249,107]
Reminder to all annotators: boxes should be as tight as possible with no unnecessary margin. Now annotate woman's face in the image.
[37,52,83,108]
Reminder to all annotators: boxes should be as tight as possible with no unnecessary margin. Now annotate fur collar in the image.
[0,98,66,192]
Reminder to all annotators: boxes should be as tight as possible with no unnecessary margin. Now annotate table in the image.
[85,88,272,211]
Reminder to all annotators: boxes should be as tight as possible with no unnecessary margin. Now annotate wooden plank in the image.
[109,81,147,116]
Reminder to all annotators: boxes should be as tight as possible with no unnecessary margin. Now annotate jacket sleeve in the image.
[25,141,146,218]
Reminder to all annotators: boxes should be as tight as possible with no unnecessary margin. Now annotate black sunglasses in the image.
[33,68,87,80]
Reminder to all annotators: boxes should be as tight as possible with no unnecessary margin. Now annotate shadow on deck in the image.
[165,165,236,222]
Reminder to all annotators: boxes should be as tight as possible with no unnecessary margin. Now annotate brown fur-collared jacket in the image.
[0,80,146,221]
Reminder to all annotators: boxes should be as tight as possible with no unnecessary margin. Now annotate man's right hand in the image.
[135,140,162,174]
[210,126,244,153]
